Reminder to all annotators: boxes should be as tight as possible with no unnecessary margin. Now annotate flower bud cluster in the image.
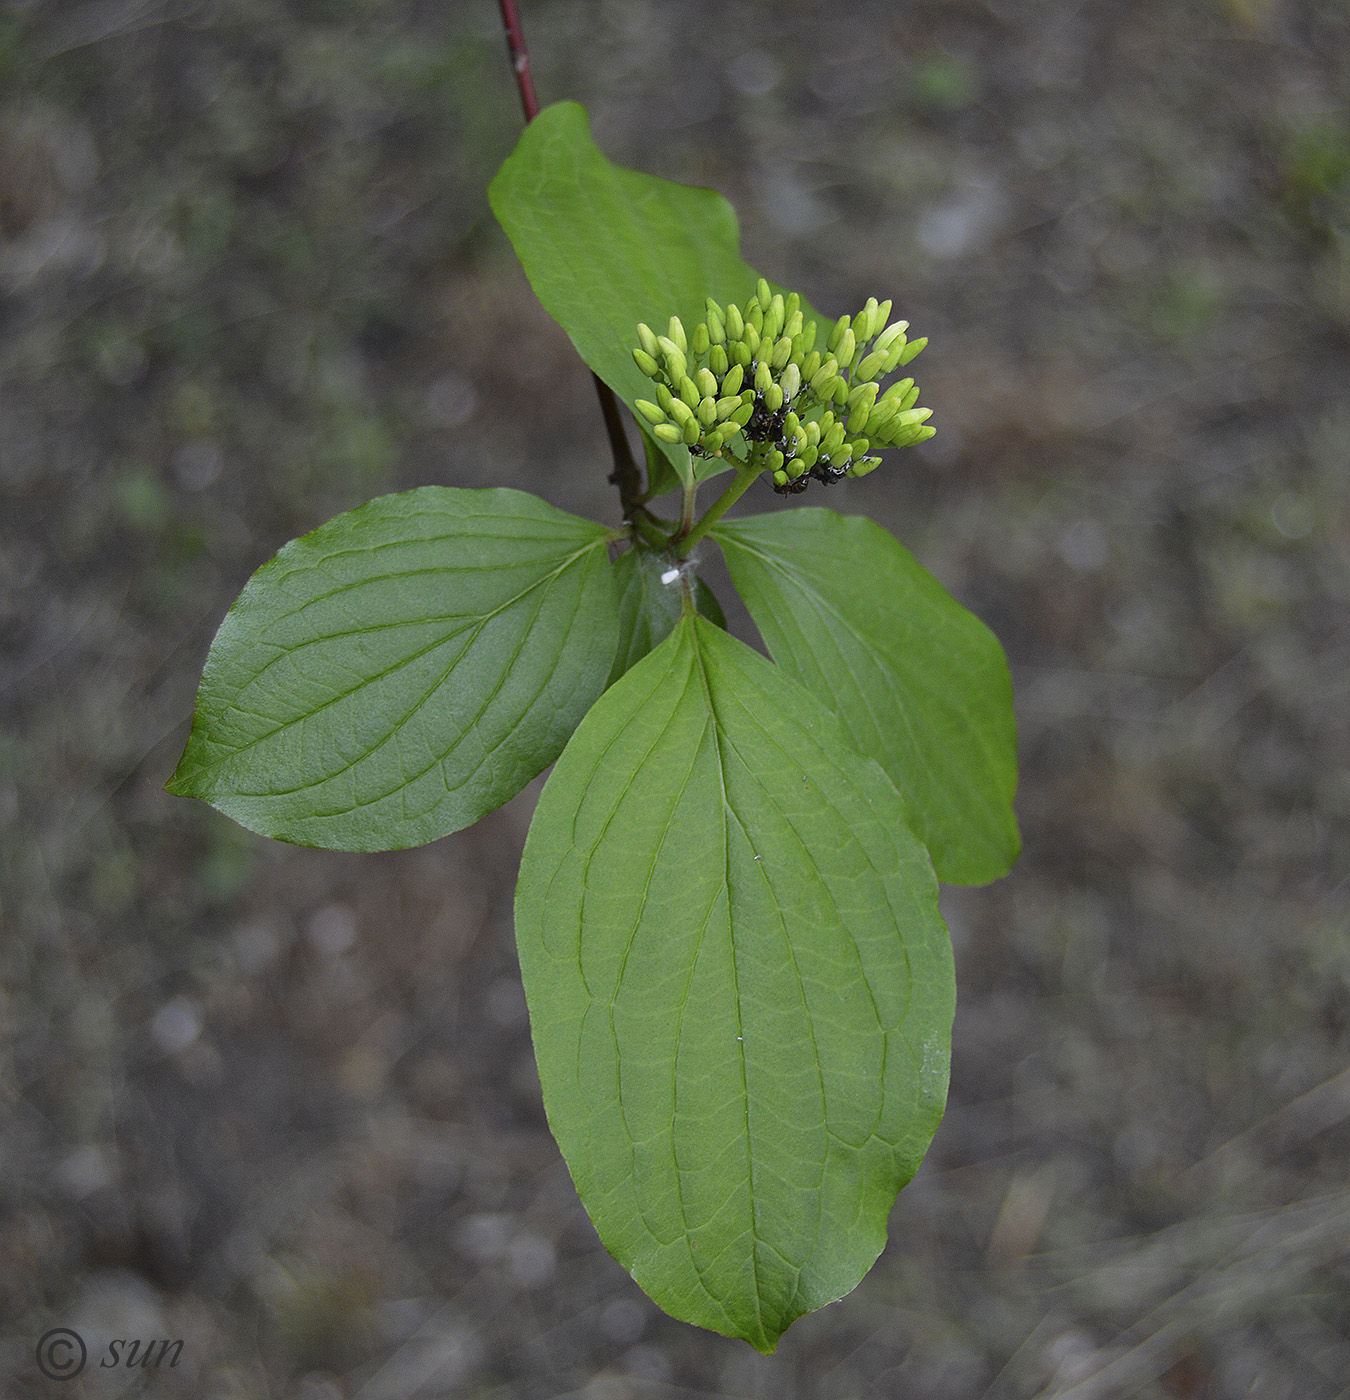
[631,278,933,494]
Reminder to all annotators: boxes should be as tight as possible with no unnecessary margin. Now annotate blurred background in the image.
[2,0,1348,1396]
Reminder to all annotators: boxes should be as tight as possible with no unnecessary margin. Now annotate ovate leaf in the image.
[488,102,832,491]
[515,614,954,1352]
[608,545,726,685]
[713,509,1019,885]
[168,487,618,851]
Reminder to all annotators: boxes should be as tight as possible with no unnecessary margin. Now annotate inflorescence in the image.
[631,279,933,495]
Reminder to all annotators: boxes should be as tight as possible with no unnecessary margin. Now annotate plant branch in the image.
[675,461,762,558]
[497,0,644,519]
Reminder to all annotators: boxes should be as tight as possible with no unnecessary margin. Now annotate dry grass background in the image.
[2,0,1349,1396]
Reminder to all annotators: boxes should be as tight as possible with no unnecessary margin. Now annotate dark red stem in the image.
[495,0,644,521]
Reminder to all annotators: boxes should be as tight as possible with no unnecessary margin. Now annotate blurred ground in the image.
[2,0,1349,1396]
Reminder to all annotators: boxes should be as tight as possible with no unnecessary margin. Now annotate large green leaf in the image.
[168,487,618,851]
[608,545,726,686]
[712,509,1019,886]
[488,101,831,493]
[515,614,954,1352]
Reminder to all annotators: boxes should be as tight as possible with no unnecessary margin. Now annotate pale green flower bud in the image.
[822,420,846,454]
[698,395,718,427]
[715,395,742,420]
[692,322,710,356]
[879,378,914,407]
[637,323,660,357]
[634,399,665,426]
[873,320,908,354]
[762,293,785,342]
[653,423,682,444]
[764,382,784,412]
[668,316,687,354]
[879,341,909,374]
[667,396,694,426]
[784,309,804,340]
[874,300,893,334]
[725,302,744,341]
[809,358,838,393]
[697,367,719,399]
[722,362,745,396]
[897,384,921,410]
[769,336,791,371]
[833,441,855,465]
[658,337,686,381]
[755,360,773,393]
[704,425,728,451]
[766,447,785,472]
[682,415,701,445]
[709,343,729,375]
[655,382,674,412]
[804,420,821,447]
[831,376,849,407]
[891,407,933,430]
[847,381,879,413]
[796,443,818,470]
[731,340,752,368]
[730,400,755,428]
[773,468,790,488]
[856,348,888,382]
[784,410,803,441]
[849,455,881,478]
[707,306,726,345]
[798,319,817,354]
[633,347,660,377]
[847,384,878,433]
[864,405,896,439]
[785,454,806,479]
[852,436,870,456]
[827,314,850,353]
[747,300,764,333]
[679,375,701,409]
[785,291,800,317]
[914,424,936,442]
[835,327,856,368]
[856,297,880,342]
[898,336,927,365]
[743,322,761,354]
[779,363,801,400]
[756,277,772,307]
[801,351,821,383]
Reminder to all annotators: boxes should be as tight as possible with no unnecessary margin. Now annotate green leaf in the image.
[515,615,954,1352]
[712,509,1019,886]
[168,487,618,851]
[608,546,726,686]
[488,101,831,492]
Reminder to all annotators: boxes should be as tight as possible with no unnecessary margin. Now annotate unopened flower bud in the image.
[667,396,694,427]
[722,362,744,396]
[797,443,818,470]
[747,300,764,333]
[743,322,761,354]
[831,376,849,407]
[678,375,701,409]
[655,382,674,412]
[766,447,785,472]
[798,319,817,354]
[827,314,851,353]
[763,382,784,412]
[762,293,785,342]
[637,323,660,357]
[847,385,878,434]
[856,297,880,342]
[633,347,660,376]
[849,455,881,478]
[756,277,772,307]
[784,309,803,340]
[772,336,794,370]
[779,362,802,400]
[731,339,752,368]
[658,338,686,381]
[784,410,803,441]
[653,423,682,444]
[698,395,718,427]
[873,320,908,354]
[755,360,773,394]
[709,343,729,375]
[725,302,744,341]
[801,351,821,383]
[835,327,856,368]
[692,322,710,356]
[785,454,806,479]
[667,316,687,354]
[856,349,888,381]
[730,400,755,428]
[810,358,838,393]
[697,367,719,399]
[682,415,701,445]
[773,468,790,488]
[634,399,665,426]
[898,336,928,365]
[715,395,741,420]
